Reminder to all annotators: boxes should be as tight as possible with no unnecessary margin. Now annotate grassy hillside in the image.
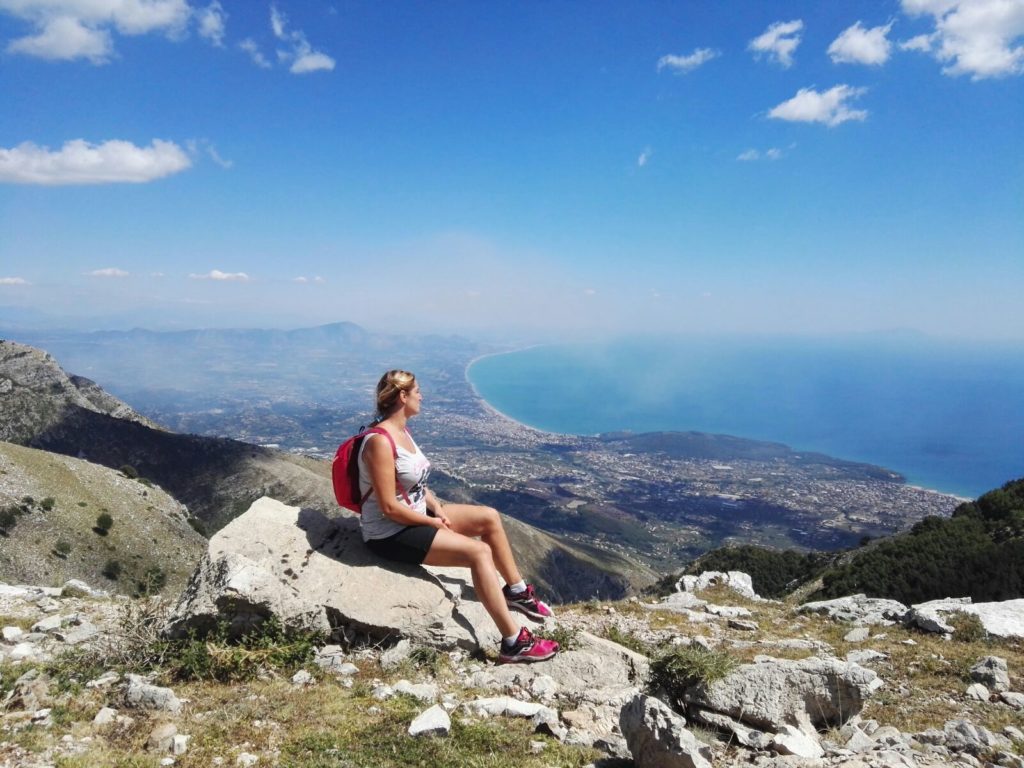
[0,441,206,596]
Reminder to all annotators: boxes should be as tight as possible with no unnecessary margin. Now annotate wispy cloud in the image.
[637,147,652,167]
[768,85,868,127]
[749,19,804,68]
[239,38,270,68]
[901,0,1024,79]
[737,147,783,161]
[0,139,191,185]
[0,277,29,285]
[829,21,894,66]
[269,4,335,74]
[189,269,251,281]
[87,267,129,277]
[657,47,719,74]
[0,0,218,63]
[293,275,327,284]
[196,1,226,47]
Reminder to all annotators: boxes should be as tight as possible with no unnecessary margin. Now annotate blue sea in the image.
[467,336,1024,499]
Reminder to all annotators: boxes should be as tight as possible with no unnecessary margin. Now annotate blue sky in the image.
[1,0,1022,339]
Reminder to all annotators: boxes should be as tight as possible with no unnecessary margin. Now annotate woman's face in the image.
[403,382,422,416]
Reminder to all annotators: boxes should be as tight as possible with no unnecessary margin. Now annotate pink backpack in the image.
[332,427,411,513]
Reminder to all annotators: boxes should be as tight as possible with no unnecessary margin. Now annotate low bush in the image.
[648,644,737,708]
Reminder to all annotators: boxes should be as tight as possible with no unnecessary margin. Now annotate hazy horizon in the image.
[2,1,1022,340]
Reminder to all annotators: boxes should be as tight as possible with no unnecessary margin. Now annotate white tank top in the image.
[356,431,431,540]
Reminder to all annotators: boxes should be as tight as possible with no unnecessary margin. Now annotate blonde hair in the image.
[375,369,416,416]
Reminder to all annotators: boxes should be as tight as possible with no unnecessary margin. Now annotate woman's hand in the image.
[433,510,453,530]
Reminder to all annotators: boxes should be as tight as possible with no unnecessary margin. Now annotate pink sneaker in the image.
[498,627,559,664]
[503,583,553,621]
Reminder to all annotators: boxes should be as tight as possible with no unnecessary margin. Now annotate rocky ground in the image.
[2,566,1022,768]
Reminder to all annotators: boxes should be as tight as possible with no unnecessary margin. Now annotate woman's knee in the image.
[479,505,501,532]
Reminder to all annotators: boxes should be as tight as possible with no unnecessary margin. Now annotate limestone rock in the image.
[1000,692,1024,709]
[907,598,1024,638]
[771,724,824,758]
[680,571,761,601]
[684,655,882,733]
[147,722,177,752]
[799,594,908,625]
[965,683,990,701]
[844,627,870,643]
[165,497,501,651]
[124,675,182,713]
[690,709,771,749]
[970,656,1010,692]
[409,704,450,737]
[619,694,713,768]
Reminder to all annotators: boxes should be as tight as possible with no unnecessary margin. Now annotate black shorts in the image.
[365,525,438,565]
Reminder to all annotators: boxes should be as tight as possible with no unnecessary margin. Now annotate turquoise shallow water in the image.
[466,336,1024,499]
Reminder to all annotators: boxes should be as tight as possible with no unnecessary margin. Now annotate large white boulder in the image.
[685,655,883,734]
[907,598,1024,638]
[165,497,500,650]
[620,694,713,768]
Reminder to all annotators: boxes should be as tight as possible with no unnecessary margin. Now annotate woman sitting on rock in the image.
[357,369,559,664]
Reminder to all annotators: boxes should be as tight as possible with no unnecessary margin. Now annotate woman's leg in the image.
[439,503,522,586]
[422,527,520,638]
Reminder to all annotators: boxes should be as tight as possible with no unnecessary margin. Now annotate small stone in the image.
[159,759,175,767]
[147,722,177,752]
[409,704,451,736]
[236,753,259,766]
[86,671,121,688]
[1000,692,1024,710]
[529,740,546,754]
[729,619,759,631]
[173,734,190,755]
[1004,725,1024,741]
[844,627,870,643]
[529,675,558,700]
[125,675,182,713]
[966,683,990,701]
[93,707,117,728]
[10,642,38,661]
[970,656,1011,693]
[335,663,359,677]
[31,614,65,633]
[380,639,413,671]
[291,670,312,686]
[772,725,825,758]
[393,680,438,702]
[2,626,24,641]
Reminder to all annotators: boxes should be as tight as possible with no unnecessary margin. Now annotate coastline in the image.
[463,347,977,501]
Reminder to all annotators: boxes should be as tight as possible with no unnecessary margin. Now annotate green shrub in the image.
[95,512,114,535]
[948,611,988,643]
[119,465,139,479]
[21,495,34,505]
[166,618,323,682]
[603,625,653,656]
[648,645,737,707]
[187,516,208,536]
[102,560,122,580]
[136,566,167,596]
[40,497,55,511]
[0,506,18,534]
[53,539,73,558]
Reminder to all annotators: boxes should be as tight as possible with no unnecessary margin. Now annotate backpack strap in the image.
[360,427,413,507]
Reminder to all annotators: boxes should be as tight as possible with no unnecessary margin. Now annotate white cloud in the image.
[0,277,29,285]
[292,276,308,283]
[196,1,225,46]
[749,19,804,68]
[239,38,270,68]
[88,267,129,277]
[828,21,894,65]
[900,33,934,51]
[657,47,719,74]
[0,138,191,185]
[1,0,197,62]
[189,269,251,281]
[901,0,1024,79]
[583,288,597,296]
[313,276,326,284]
[637,147,652,167]
[268,4,334,75]
[768,85,868,127]
[205,143,232,168]
[738,147,783,161]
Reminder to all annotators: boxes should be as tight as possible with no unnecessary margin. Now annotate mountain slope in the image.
[0,441,205,595]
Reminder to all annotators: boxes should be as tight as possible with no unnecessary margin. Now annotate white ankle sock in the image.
[503,629,523,645]
[507,580,527,594]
